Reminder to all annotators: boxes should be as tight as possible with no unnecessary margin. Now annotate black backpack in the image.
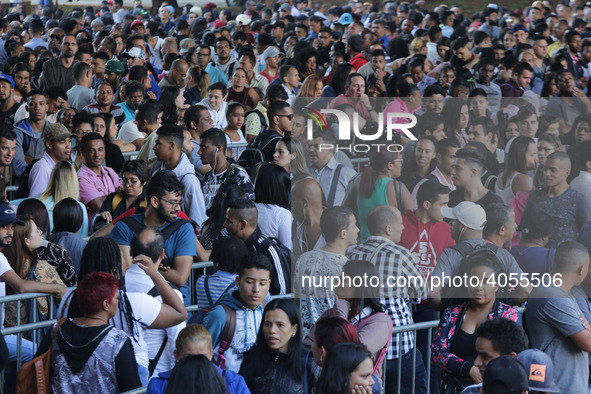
[258,237,292,295]
[119,217,193,268]
[236,132,281,178]
[15,158,40,199]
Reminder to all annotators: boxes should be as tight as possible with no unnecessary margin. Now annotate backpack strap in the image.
[160,219,191,242]
[327,164,343,207]
[546,248,553,274]
[148,336,168,377]
[112,193,124,212]
[393,179,404,212]
[120,216,146,234]
[217,304,236,370]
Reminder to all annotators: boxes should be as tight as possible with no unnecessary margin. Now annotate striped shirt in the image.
[195,271,237,309]
[348,236,428,360]
[82,103,126,127]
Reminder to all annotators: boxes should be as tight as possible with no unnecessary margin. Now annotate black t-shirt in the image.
[0,102,20,129]
[448,188,503,208]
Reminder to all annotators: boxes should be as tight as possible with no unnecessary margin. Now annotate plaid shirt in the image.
[348,236,428,360]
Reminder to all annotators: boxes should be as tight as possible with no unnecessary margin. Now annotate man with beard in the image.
[82,82,126,127]
[0,73,18,129]
[213,37,238,82]
[151,124,207,230]
[119,80,144,123]
[473,58,502,103]
[478,7,500,40]
[110,170,197,303]
[41,34,78,91]
[0,206,66,364]
[0,128,16,183]
[77,132,122,217]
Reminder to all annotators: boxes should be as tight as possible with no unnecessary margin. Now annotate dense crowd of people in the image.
[0,0,590,392]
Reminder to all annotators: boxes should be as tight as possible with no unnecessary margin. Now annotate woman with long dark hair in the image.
[323,63,355,98]
[254,163,291,247]
[495,136,537,203]
[57,237,187,386]
[343,149,415,242]
[400,135,438,192]
[315,342,375,394]
[160,86,186,125]
[432,251,520,392]
[89,112,125,173]
[239,299,314,394]
[442,97,470,146]
[49,197,87,276]
[197,180,246,261]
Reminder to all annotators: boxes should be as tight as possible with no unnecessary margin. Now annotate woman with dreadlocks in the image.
[57,237,187,386]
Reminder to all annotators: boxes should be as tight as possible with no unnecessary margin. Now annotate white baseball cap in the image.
[440,201,487,231]
[236,14,251,26]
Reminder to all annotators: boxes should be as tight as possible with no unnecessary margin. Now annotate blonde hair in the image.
[175,324,212,355]
[39,160,79,204]
[409,37,426,55]
[296,74,323,98]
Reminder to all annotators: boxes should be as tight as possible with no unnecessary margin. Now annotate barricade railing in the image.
[1,268,444,394]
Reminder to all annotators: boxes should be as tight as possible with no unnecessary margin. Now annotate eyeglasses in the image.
[159,197,182,208]
[76,129,91,135]
[50,34,63,40]
[276,114,293,120]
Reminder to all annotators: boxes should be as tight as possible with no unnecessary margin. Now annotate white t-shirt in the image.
[118,121,144,144]
[256,203,292,249]
[58,288,161,369]
[0,252,13,328]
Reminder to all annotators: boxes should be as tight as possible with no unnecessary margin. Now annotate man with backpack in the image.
[427,201,531,311]
[110,170,197,304]
[224,198,291,295]
[198,128,254,210]
[124,227,186,378]
[151,124,207,230]
[238,100,292,176]
[203,253,272,372]
[243,84,288,143]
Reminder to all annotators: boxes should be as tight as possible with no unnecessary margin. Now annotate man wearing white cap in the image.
[428,201,531,310]
[260,46,281,83]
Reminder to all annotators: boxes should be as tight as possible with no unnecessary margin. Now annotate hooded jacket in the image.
[14,119,49,176]
[203,290,264,373]
[152,152,207,229]
[399,210,455,279]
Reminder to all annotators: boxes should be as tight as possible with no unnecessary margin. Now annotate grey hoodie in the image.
[14,119,48,176]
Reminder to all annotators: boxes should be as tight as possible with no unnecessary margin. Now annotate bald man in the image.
[159,59,189,89]
[526,240,591,394]
[524,151,591,248]
[291,178,325,261]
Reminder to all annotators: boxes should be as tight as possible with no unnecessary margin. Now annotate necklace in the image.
[85,315,108,324]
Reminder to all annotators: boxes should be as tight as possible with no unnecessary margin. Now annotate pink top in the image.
[329,94,371,120]
[78,163,122,215]
[383,98,420,135]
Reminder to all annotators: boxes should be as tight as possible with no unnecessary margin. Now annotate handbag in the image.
[16,317,67,394]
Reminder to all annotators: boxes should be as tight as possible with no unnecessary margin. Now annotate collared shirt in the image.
[119,101,136,123]
[246,70,269,92]
[77,163,122,216]
[281,83,297,105]
[416,73,437,94]
[28,152,56,197]
[378,34,391,48]
[348,236,428,359]
[24,37,48,50]
[478,23,500,39]
[329,94,371,120]
[42,56,76,91]
[313,156,357,207]
[198,98,228,129]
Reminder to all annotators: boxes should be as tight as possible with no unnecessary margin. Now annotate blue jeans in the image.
[385,349,428,394]
[6,334,36,362]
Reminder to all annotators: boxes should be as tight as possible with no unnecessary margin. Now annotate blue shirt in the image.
[205,63,229,86]
[119,101,135,123]
[110,213,197,263]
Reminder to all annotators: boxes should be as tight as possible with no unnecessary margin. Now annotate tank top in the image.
[495,172,520,204]
[357,177,392,242]
[227,87,255,110]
